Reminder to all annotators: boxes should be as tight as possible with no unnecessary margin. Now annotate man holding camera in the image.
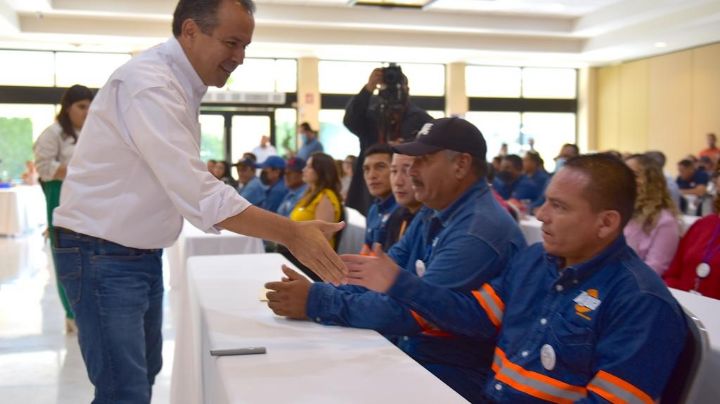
[343,66,433,215]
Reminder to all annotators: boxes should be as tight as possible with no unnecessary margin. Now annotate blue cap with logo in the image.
[257,156,286,170]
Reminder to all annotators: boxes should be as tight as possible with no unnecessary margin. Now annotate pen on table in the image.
[210,347,267,357]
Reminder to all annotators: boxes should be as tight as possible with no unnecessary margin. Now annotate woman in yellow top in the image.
[290,152,343,248]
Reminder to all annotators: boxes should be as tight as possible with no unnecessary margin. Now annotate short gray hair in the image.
[444,150,486,179]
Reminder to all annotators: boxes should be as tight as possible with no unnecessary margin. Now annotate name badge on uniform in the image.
[696,262,711,278]
[415,260,426,277]
[540,344,556,371]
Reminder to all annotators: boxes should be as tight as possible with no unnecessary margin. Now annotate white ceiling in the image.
[0,0,719,67]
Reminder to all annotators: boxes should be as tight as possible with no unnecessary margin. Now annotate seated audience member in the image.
[266,118,526,402]
[251,135,277,164]
[553,143,579,172]
[257,156,288,213]
[346,154,688,403]
[276,157,308,217]
[523,150,550,211]
[360,144,398,254]
[296,122,323,161]
[487,162,519,221]
[493,154,541,212]
[340,155,356,200]
[664,171,720,299]
[235,157,265,206]
[699,132,720,164]
[206,159,217,173]
[289,152,343,248]
[646,150,682,209]
[624,154,680,275]
[676,158,709,214]
[383,153,423,250]
[210,160,237,187]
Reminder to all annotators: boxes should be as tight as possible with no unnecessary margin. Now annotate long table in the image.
[170,253,466,404]
[0,185,46,236]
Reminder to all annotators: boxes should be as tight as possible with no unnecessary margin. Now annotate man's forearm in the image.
[217,205,295,245]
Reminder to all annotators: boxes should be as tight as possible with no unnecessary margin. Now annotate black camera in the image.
[378,63,406,107]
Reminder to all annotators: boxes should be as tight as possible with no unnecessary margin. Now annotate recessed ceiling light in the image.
[654,42,667,48]
[349,0,436,9]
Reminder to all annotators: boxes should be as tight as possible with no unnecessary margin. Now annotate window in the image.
[55,52,131,88]
[319,61,444,96]
[522,68,576,99]
[318,109,360,159]
[464,111,522,159]
[0,104,57,180]
[274,108,297,158]
[225,58,297,93]
[198,115,225,163]
[466,66,521,98]
[230,115,271,163]
[0,50,55,87]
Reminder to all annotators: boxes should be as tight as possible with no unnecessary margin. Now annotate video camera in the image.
[378,63,407,108]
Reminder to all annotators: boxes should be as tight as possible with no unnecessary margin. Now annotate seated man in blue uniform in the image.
[257,156,288,213]
[265,118,527,402]
[345,153,688,404]
[360,143,398,254]
[493,154,541,204]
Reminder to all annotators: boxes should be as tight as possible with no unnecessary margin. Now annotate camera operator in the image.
[343,65,433,214]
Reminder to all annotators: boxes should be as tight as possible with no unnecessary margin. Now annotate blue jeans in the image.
[53,229,164,404]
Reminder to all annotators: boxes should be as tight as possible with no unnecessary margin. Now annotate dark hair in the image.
[644,150,666,167]
[564,153,636,228]
[525,150,545,168]
[56,85,94,144]
[301,152,342,207]
[502,154,523,171]
[561,143,580,157]
[172,0,256,37]
[678,159,694,169]
[299,121,316,134]
[365,143,393,159]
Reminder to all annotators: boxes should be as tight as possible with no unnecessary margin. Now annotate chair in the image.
[660,307,709,403]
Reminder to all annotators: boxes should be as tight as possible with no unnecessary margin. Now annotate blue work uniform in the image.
[276,183,308,217]
[296,138,324,161]
[306,180,526,401]
[493,175,541,202]
[363,195,398,252]
[260,178,288,213]
[385,237,688,403]
[239,176,266,206]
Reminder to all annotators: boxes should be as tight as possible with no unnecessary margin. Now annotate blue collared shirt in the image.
[238,176,266,206]
[364,194,398,250]
[306,180,527,394]
[297,138,324,161]
[493,174,542,202]
[276,183,308,217]
[387,236,687,403]
[260,178,288,213]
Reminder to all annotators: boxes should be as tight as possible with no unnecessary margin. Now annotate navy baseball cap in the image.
[286,157,306,172]
[256,156,286,170]
[392,117,487,160]
[234,158,256,169]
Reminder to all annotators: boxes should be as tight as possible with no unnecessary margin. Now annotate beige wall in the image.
[593,42,720,168]
[445,62,468,116]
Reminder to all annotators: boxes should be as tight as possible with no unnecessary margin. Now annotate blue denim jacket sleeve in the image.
[575,292,687,403]
[306,283,422,335]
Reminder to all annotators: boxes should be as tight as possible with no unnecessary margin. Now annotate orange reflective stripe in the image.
[359,244,374,256]
[471,284,504,328]
[587,384,625,403]
[409,310,451,337]
[588,371,653,404]
[493,348,587,403]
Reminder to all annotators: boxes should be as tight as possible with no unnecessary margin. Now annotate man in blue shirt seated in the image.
[360,143,397,254]
[235,157,265,206]
[493,154,541,204]
[676,158,709,215]
[276,157,308,217]
[265,118,526,402]
[346,154,688,404]
[523,150,551,212]
[296,122,323,160]
[257,156,288,213]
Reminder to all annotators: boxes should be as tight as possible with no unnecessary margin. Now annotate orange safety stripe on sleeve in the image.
[409,310,451,337]
[590,370,653,404]
[482,284,505,312]
[587,384,626,403]
[471,285,504,328]
[493,348,587,403]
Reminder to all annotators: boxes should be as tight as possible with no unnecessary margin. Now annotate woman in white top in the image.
[33,84,93,333]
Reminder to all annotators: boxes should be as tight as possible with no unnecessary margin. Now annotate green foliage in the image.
[0,118,34,180]
[200,131,225,162]
[275,121,296,158]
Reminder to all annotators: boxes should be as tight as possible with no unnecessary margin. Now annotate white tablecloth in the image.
[520,215,702,246]
[165,220,264,290]
[670,289,720,401]
[170,253,466,404]
[0,185,46,236]
[337,207,366,254]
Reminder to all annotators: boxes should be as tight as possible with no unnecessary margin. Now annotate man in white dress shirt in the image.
[52,1,345,402]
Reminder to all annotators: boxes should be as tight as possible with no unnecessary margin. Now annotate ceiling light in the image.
[349,0,436,9]
[654,42,667,48]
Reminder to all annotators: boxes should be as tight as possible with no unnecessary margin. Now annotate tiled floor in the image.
[0,229,174,403]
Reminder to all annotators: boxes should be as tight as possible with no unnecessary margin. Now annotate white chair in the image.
[660,307,709,403]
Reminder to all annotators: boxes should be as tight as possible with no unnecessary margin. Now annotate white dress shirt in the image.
[33,122,76,181]
[251,144,277,164]
[54,38,250,249]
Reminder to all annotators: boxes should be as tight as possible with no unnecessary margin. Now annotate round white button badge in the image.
[540,344,556,371]
[415,260,426,277]
[696,262,711,279]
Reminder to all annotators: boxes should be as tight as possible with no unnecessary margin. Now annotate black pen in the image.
[210,347,267,357]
